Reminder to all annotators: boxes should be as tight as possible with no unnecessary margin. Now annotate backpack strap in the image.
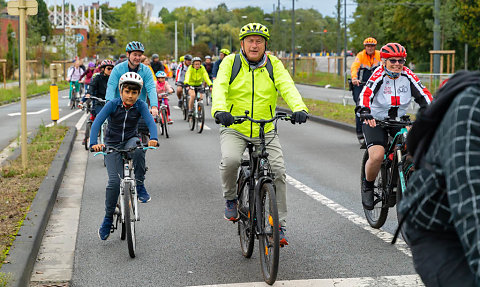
[229,54,241,85]
[229,54,275,85]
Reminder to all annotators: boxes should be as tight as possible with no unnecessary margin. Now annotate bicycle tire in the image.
[237,166,255,258]
[117,202,126,240]
[196,102,204,133]
[205,89,210,106]
[84,121,91,150]
[361,150,388,228]
[257,182,279,285]
[396,155,414,245]
[124,181,136,258]
[183,95,189,121]
[188,108,195,131]
[161,108,169,138]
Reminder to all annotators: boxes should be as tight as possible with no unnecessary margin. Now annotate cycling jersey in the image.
[175,62,189,83]
[212,53,307,137]
[350,50,381,83]
[184,65,212,87]
[359,66,432,119]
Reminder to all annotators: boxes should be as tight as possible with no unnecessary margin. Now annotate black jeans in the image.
[406,225,477,287]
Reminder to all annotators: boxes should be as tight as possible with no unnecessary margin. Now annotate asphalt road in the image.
[71,103,416,286]
[0,89,78,151]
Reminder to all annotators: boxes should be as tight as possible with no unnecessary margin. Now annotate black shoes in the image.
[362,180,374,210]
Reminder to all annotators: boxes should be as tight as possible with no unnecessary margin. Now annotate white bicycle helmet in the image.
[119,72,143,91]
[192,57,202,63]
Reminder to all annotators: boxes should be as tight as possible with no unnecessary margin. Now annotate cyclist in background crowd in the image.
[212,23,308,246]
[106,41,159,203]
[90,72,158,241]
[175,54,192,107]
[212,48,230,80]
[350,37,381,145]
[156,70,174,124]
[140,55,157,82]
[81,59,115,116]
[356,43,432,211]
[184,56,212,117]
[115,54,127,65]
[151,54,164,74]
[80,62,96,94]
[170,60,178,78]
[66,60,85,101]
[203,55,214,81]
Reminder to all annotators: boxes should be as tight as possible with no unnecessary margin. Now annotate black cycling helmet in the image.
[184,54,193,61]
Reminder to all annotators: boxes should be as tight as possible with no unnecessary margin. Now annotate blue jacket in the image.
[105,61,158,107]
[212,59,222,78]
[89,97,158,146]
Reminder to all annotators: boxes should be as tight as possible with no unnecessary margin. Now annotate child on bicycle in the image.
[184,56,212,117]
[155,71,174,124]
[90,72,158,241]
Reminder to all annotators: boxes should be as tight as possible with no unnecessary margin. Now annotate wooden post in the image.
[0,59,6,88]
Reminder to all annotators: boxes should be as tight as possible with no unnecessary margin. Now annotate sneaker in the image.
[137,185,151,203]
[98,217,113,240]
[224,199,239,221]
[178,99,183,108]
[361,180,374,210]
[279,227,289,247]
[167,118,174,124]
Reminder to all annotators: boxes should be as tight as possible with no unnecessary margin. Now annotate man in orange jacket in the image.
[350,37,381,144]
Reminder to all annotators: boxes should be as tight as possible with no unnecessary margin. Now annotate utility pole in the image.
[433,0,440,75]
[343,0,347,87]
[191,23,195,46]
[175,21,178,61]
[291,0,295,76]
[336,0,341,75]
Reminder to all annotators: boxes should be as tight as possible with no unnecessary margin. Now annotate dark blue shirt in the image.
[89,97,158,146]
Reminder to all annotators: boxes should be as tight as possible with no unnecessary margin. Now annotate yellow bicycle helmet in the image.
[179,56,184,62]
[220,48,231,55]
[239,23,270,41]
[363,37,377,46]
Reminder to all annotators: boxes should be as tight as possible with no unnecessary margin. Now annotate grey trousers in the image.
[219,127,287,227]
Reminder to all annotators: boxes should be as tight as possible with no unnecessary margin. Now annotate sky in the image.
[55,1,357,19]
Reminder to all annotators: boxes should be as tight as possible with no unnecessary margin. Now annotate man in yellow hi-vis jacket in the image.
[212,22,308,247]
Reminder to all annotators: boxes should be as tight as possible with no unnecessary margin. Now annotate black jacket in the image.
[88,72,109,101]
[151,61,164,74]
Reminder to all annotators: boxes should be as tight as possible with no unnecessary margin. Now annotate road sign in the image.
[7,0,38,16]
[76,34,84,43]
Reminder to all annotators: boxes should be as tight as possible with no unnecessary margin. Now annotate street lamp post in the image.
[291,0,295,76]
[11,31,16,80]
[41,35,46,78]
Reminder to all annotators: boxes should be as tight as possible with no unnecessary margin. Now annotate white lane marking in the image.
[203,124,211,130]
[62,96,68,99]
[173,106,180,110]
[75,112,88,131]
[46,109,83,127]
[8,108,48,116]
[286,174,412,257]
[189,274,424,287]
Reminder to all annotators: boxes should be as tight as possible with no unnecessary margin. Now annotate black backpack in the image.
[229,54,274,85]
[407,70,480,167]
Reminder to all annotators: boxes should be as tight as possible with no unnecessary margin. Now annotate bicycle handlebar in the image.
[375,117,412,128]
[91,141,158,155]
[232,111,291,125]
[88,96,106,103]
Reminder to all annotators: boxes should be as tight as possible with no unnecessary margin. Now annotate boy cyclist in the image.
[155,71,174,124]
[90,72,158,240]
[184,56,212,117]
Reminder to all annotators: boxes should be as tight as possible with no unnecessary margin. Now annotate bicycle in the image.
[156,92,171,139]
[228,110,291,285]
[187,86,206,133]
[83,96,107,151]
[92,142,157,258]
[182,85,190,121]
[360,116,414,241]
[70,81,81,110]
[204,82,212,106]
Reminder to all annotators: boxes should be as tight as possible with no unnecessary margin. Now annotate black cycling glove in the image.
[291,110,308,124]
[356,107,374,121]
[215,112,235,127]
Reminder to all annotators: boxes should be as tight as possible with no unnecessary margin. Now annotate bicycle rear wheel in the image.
[257,182,279,285]
[237,166,254,258]
[196,102,204,133]
[123,181,136,258]
[161,108,169,138]
[361,150,388,228]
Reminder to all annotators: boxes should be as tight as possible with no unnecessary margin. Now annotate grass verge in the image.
[0,272,11,287]
[0,81,69,105]
[278,96,356,125]
[0,124,69,271]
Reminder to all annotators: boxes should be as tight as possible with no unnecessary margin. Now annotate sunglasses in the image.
[387,59,406,64]
[105,67,113,70]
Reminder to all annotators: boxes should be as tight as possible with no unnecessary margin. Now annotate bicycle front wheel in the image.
[237,167,254,258]
[257,182,279,285]
[123,181,136,258]
[396,155,414,245]
[188,108,195,131]
[361,150,388,228]
[196,102,204,133]
[161,108,169,138]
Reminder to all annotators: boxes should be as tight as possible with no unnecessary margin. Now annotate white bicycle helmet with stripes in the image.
[118,72,143,91]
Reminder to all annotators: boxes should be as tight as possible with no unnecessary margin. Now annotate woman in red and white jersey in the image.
[356,43,433,210]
